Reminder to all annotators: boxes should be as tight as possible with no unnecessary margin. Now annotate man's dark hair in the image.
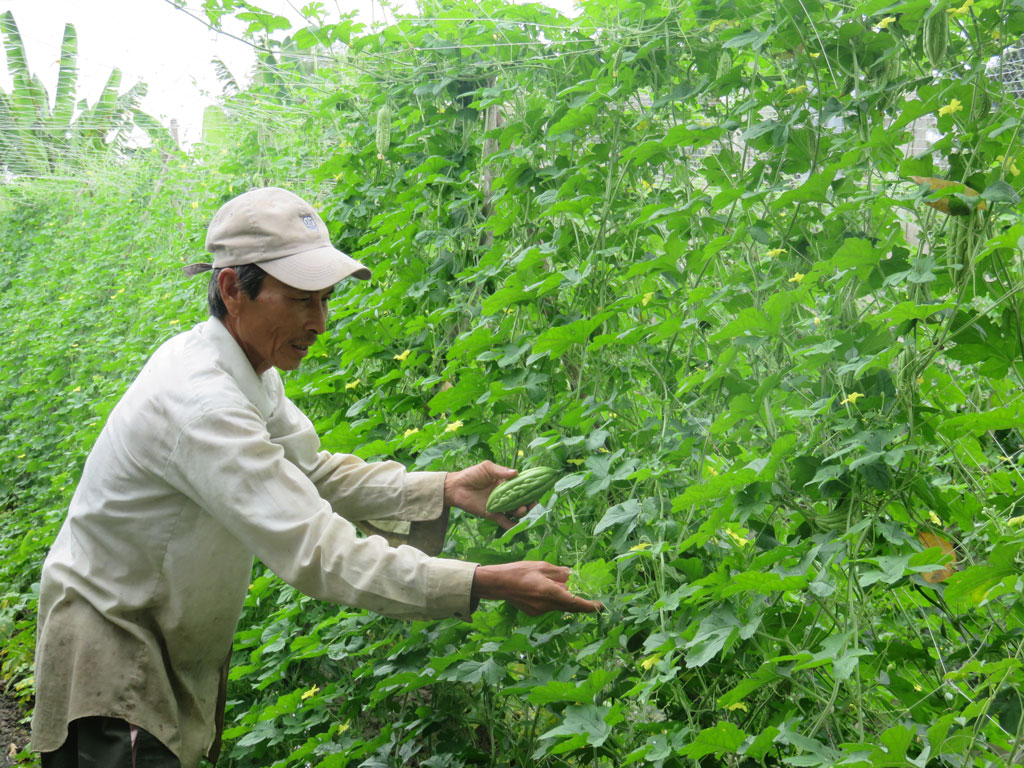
[208,264,268,318]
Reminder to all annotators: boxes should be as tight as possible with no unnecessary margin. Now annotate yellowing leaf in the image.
[909,175,985,215]
[918,531,956,583]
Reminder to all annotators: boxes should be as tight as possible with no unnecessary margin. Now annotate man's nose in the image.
[308,301,327,335]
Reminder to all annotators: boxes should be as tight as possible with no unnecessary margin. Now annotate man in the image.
[31,188,600,768]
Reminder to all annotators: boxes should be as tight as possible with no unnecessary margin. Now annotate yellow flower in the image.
[947,0,973,14]
[725,528,750,547]
[444,420,463,433]
[1008,514,1024,526]
[810,52,821,58]
[726,701,749,712]
[788,272,805,284]
[403,427,419,438]
[709,19,732,32]
[766,248,786,258]
[876,16,897,29]
[938,99,963,117]
[997,155,1021,177]
[841,392,865,405]
[813,316,821,326]
[642,292,654,306]
[640,653,663,670]
[629,541,651,552]
[301,684,320,700]
[394,349,411,362]
[17,454,25,459]
[190,201,199,209]
[72,386,81,393]
[169,319,179,325]
[786,85,807,95]
[708,466,719,476]
[345,379,360,390]
[928,510,943,525]
[517,450,524,457]
[567,458,584,466]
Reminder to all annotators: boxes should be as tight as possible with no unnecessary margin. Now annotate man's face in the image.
[227,273,334,374]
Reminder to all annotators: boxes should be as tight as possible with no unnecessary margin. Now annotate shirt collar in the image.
[201,318,276,419]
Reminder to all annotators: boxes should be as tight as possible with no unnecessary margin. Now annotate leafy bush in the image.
[2,0,1024,765]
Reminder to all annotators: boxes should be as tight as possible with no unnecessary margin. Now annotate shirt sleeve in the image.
[266,395,451,554]
[163,405,477,621]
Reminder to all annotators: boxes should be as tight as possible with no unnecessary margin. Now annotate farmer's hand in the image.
[472,561,604,615]
[444,461,531,530]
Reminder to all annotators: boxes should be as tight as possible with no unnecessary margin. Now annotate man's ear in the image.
[218,268,243,317]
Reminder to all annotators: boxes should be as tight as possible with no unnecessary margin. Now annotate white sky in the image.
[0,0,422,146]
[1,0,577,147]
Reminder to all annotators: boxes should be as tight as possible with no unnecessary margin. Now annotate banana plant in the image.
[0,11,170,176]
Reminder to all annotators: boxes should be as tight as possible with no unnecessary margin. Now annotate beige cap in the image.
[184,187,370,290]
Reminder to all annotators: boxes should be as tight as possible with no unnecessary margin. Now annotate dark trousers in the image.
[40,717,180,768]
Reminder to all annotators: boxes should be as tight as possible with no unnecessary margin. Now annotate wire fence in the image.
[999,40,1024,98]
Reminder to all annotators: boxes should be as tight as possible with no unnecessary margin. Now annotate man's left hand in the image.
[444,461,530,530]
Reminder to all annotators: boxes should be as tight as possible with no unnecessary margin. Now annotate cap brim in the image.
[257,245,371,291]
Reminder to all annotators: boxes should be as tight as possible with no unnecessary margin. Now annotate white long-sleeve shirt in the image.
[31,317,477,767]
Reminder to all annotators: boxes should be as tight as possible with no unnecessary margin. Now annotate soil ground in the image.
[0,692,31,768]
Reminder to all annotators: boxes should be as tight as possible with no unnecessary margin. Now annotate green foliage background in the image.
[3,0,1024,765]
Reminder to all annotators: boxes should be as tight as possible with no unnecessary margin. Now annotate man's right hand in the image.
[471,561,604,616]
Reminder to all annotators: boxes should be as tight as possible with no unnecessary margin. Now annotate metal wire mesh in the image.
[999,40,1024,97]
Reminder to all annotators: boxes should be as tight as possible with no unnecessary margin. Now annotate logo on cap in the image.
[301,215,318,231]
